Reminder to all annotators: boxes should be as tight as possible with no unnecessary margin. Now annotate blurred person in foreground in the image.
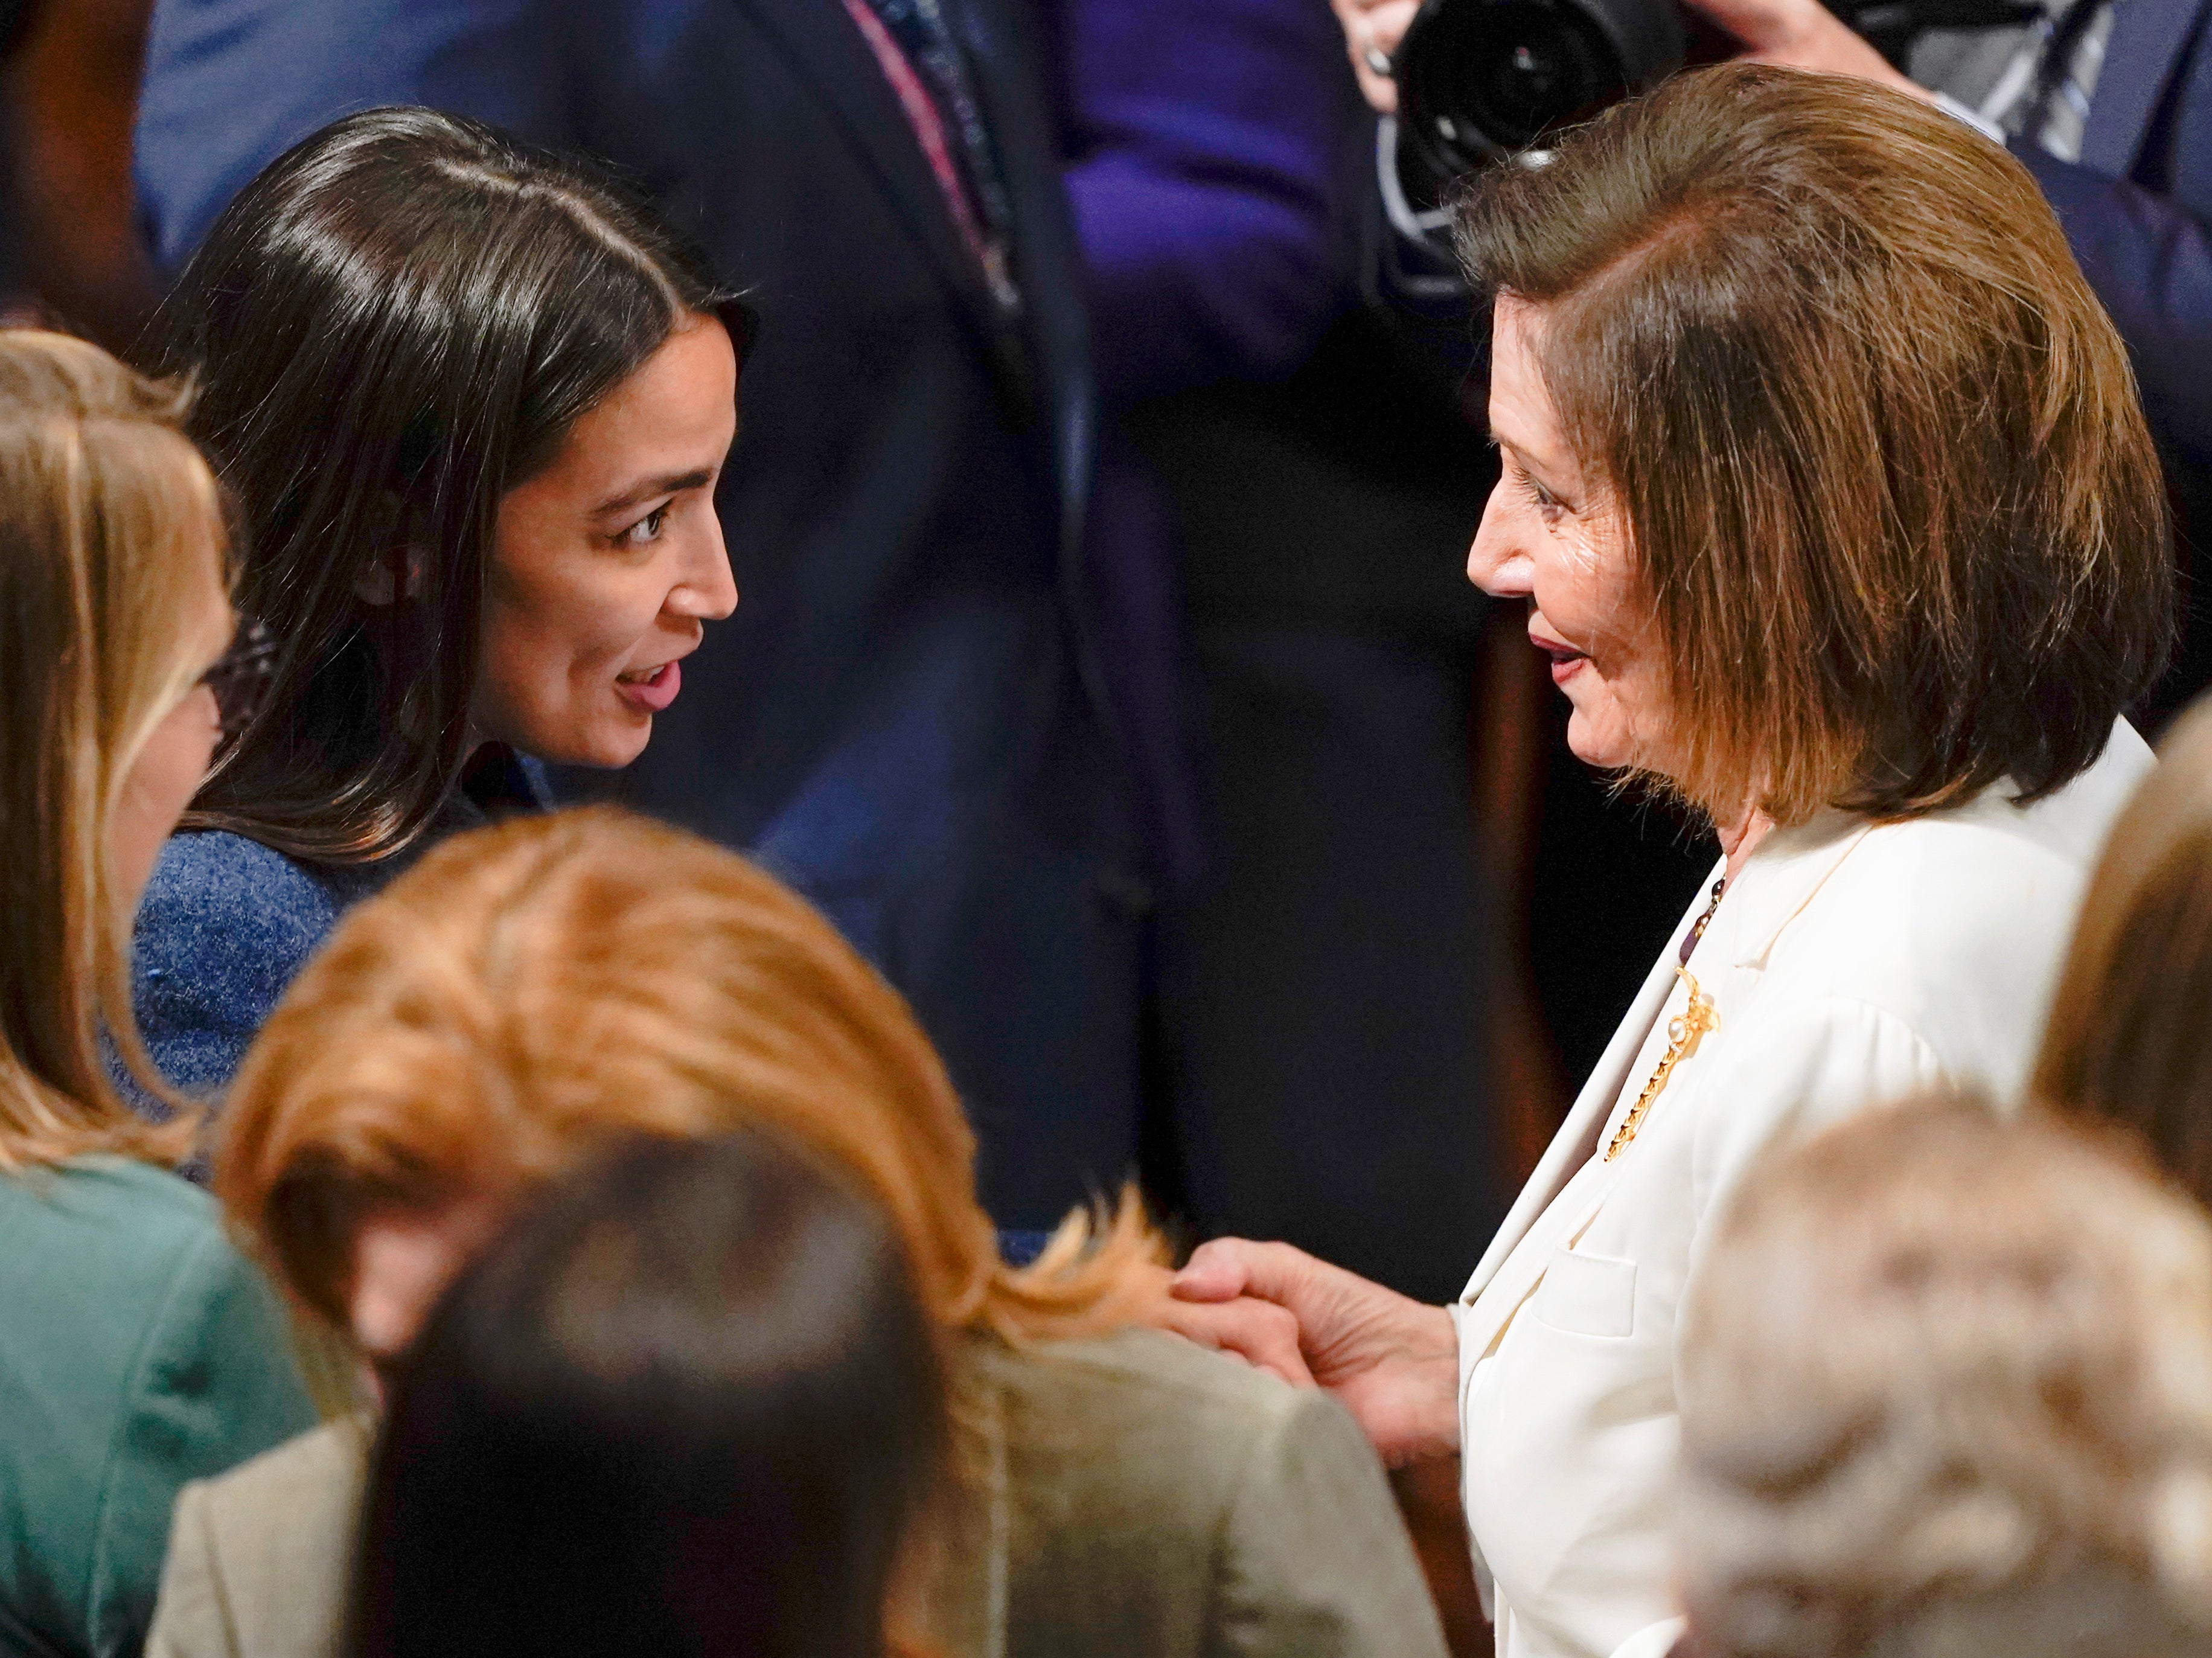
[354,1131,945,1658]
[1333,0,2212,718]
[1155,64,2169,1658]
[0,331,312,1658]
[2038,693,2212,1202]
[148,807,1446,1658]
[1675,1092,2212,1658]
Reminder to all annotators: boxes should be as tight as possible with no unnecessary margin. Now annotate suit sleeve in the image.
[133,0,571,273]
[144,1482,234,1658]
[2018,145,2212,466]
[86,1229,316,1658]
[1055,0,1360,405]
[1208,1390,1451,1658]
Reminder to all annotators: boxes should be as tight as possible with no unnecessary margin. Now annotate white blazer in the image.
[1449,722,2155,1658]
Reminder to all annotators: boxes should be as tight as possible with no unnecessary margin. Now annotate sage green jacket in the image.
[149,1327,1448,1658]
[0,1156,316,1658]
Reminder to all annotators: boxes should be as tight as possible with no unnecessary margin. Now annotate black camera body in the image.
[1392,0,2036,197]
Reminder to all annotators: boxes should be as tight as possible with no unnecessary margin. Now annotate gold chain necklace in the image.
[1604,877,1725,1162]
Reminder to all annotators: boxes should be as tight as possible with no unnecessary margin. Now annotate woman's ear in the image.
[353,542,430,607]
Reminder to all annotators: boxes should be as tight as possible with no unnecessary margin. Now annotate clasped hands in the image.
[1327,0,1932,117]
[1150,1238,1463,1469]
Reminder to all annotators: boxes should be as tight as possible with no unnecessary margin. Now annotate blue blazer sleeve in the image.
[132,834,342,1103]
[2019,144,2212,464]
[1053,0,1361,405]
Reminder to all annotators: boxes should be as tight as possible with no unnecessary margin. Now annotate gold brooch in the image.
[1603,966,1718,1162]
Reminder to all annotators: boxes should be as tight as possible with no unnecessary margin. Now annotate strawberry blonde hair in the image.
[216,806,1165,1354]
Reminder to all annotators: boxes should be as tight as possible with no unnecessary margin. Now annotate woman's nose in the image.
[671,522,740,621]
[1466,486,1532,599]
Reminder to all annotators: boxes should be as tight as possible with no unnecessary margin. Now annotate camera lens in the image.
[1396,0,1686,188]
[1442,1,1625,150]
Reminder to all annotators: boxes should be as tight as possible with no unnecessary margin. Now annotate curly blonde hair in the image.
[1677,1092,2212,1658]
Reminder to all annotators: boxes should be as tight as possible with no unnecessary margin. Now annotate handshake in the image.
[1149,1238,1465,1470]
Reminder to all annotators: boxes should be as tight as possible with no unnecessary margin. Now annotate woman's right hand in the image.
[1161,1238,1462,1468]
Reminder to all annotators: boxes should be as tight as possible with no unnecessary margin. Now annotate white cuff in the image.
[1932,91,2007,146]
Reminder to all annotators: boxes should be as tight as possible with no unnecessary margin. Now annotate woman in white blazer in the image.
[1157,64,2173,1658]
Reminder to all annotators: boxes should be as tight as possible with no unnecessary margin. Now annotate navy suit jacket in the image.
[2016,0,2212,478]
[135,0,1143,1226]
[133,0,1363,1227]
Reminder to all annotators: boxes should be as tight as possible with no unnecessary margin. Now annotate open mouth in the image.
[1533,638,1588,682]
[614,659,682,712]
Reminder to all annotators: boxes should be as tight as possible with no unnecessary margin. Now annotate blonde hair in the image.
[217,806,1166,1354]
[0,330,229,1171]
[1459,65,2167,825]
[1678,1092,2212,1658]
[2036,694,2212,1205]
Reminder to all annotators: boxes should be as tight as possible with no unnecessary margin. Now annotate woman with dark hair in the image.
[134,105,747,1101]
[354,1130,945,1658]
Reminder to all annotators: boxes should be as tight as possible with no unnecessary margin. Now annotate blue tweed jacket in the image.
[126,758,1055,1258]
[131,753,549,1106]
[133,834,389,1101]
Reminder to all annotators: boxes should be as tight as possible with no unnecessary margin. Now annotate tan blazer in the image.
[147,1326,1447,1658]
[1446,721,2156,1658]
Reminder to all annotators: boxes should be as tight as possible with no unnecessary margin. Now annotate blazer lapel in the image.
[1458,864,1721,1308]
[2080,0,2211,174]
[728,0,1004,338]
[1454,817,1876,1362]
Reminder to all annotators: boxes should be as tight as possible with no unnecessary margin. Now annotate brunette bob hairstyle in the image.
[216,807,1162,1365]
[2037,695,2212,1206]
[167,107,755,864]
[1459,64,2170,825]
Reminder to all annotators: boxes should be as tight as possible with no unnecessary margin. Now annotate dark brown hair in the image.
[2037,694,2212,1205]
[166,107,753,864]
[355,1130,945,1658]
[1458,63,2171,824]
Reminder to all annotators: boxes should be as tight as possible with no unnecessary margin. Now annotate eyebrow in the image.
[591,466,717,518]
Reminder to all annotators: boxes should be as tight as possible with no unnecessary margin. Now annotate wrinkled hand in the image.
[1162,1238,1462,1468]
[1329,0,1421,114]
[1677,0,1929,96]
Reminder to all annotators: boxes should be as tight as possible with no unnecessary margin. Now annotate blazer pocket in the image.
[1530,1246,1637,1339]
